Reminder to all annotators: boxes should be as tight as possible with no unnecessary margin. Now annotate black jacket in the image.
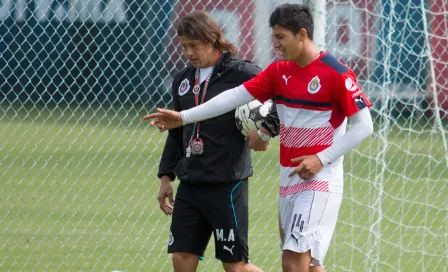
[157,52,280,184]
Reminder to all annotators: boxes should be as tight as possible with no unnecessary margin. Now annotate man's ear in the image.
[298,28,307,41]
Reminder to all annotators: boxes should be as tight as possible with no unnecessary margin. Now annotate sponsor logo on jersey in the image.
[345,77,358,92]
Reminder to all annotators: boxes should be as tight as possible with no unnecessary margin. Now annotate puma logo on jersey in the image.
[282,75,291,85]
[354,96,367,109]
[223,245,234,255]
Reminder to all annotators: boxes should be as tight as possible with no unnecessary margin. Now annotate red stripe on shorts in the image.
[279,180,329,197]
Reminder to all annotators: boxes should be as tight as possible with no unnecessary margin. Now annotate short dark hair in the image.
[177,11,238,55]
[269,4,314,40]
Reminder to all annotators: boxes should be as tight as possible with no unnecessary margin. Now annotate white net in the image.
[1,0,447,271]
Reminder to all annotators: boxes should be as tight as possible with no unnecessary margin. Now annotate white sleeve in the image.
[180,85,254,125]
[317,108,373,164]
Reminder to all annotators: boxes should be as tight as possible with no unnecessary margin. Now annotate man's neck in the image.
[202,49,222,68]
[295,42,320,68]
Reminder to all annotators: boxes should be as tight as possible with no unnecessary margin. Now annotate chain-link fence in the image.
[1,0,447,271]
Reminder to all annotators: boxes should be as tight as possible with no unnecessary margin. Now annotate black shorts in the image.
[167,179,249,263]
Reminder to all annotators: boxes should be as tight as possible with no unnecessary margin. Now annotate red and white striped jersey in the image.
[243,52,371,195]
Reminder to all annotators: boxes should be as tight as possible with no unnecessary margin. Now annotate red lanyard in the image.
[193,70,213,106]
[191,53,222,138]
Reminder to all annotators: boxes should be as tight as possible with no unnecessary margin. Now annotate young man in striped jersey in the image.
[145,4,373,272]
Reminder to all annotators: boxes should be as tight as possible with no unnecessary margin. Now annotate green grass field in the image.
[1,103,447,271]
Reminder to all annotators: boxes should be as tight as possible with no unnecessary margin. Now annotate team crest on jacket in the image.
[178,78,190,96]
[308,76,321,94]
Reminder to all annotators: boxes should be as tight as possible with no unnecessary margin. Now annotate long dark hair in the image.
[177,11,238,55]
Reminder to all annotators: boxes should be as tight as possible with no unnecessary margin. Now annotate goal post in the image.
[311,0,327,51]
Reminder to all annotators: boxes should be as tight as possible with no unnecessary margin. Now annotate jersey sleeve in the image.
[334,70,372,117]
[242,62,276,103]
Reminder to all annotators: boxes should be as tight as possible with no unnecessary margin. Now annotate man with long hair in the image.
[155,11,279,272]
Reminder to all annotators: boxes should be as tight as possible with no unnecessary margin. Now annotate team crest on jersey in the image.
[307,76,321,94]
[178,78,190,96]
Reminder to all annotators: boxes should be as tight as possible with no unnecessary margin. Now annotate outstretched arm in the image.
[180,85,254,124]
[144,85,254,129]
[144,62,277,130]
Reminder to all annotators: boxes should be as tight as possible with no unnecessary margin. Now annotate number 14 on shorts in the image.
[291,213,305,233]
